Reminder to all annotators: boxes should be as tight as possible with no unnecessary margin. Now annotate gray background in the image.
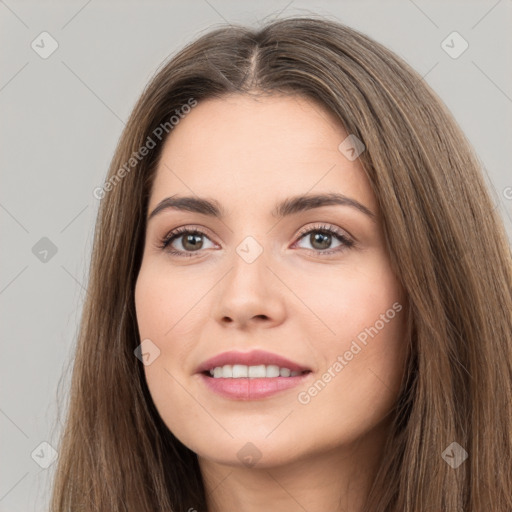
[1,1,511,510]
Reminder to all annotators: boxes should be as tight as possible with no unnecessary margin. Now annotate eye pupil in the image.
[311,232,331,250]
[183,233,203,251]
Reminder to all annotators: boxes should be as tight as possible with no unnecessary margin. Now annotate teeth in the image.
[213,366,225,378]
[208,364,306,378]
[266,365,280,378]
[248,364,266,378]
[233,364,248,378]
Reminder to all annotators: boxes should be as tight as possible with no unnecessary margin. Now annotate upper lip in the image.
[196,350,312,374]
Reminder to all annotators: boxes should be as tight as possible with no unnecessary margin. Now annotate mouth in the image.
[196,350,313,400]
[203,365,311,379]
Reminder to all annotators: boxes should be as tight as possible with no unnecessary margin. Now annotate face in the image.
[135,93,407,469]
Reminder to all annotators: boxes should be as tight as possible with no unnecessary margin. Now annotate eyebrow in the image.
[147,192,376,223]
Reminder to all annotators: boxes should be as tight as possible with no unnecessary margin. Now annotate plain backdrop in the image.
[1,1,511,510]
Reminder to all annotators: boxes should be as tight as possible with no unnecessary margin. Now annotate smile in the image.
[196,349,313,400]
[208,364,308,378]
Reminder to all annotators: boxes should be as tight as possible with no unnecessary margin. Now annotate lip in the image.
[195,349,311,374]
[195,350,313,401]
[198,372,311,400]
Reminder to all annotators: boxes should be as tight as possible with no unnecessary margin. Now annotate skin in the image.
[135,93,408,512]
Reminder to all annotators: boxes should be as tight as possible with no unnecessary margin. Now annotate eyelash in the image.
[158,223,355,258]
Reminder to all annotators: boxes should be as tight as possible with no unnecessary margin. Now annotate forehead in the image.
[149,94,377,216]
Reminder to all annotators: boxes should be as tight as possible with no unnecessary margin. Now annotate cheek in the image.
[293,255,407,432]
[134,264,217,447]
[292,250,405,359]
[292,315,406,453]
[134,262,209,340]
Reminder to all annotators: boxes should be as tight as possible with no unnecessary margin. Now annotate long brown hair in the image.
[49,15,512,511]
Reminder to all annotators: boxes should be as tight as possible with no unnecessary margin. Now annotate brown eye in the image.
[180,232,205,251]
[159,223,355,258]
[159,227,215,257]
[308,232,333,250]
[293,224,355,256]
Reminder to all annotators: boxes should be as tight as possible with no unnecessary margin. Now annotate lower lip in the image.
[198,372,311,400]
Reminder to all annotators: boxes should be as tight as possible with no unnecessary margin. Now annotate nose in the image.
[211,247,287,329]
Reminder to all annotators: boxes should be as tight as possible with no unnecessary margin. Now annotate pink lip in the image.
[195,350,312,401]
[195,349,311,374]
[199,372,311,400]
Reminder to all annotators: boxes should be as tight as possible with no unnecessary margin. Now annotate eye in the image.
[292,223,355,256]
[158,223,355,258]
[158,226,215,257]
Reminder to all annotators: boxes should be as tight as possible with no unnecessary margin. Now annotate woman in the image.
[49,16,512,512]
